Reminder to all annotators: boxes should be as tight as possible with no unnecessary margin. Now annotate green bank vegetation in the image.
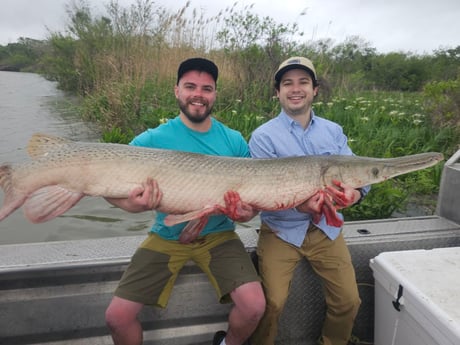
[1,0,459,220]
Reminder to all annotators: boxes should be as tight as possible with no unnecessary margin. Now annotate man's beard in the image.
[178,98,213,124]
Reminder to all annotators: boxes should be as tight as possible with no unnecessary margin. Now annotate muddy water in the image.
[0,72,154,244]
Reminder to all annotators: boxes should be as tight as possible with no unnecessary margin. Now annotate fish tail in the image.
[0,164,26,221]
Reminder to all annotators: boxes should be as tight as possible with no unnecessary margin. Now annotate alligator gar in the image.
[0,133,443,232]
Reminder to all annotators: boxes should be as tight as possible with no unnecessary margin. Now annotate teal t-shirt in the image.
[130,116,250,240]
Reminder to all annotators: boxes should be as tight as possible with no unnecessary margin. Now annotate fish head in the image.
[321,152,444,188]
[372,152,444,183]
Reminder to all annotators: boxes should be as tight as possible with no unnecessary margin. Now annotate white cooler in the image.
[370,247,460,345]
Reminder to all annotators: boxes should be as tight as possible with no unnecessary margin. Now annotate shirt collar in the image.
[279,110,316,130]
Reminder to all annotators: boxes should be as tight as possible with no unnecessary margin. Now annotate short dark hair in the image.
[177,58,218,85]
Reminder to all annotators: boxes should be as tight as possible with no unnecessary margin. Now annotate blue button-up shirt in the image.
[249,110,370,247]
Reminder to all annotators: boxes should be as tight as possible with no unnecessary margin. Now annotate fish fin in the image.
[23,186,84,223]
[222,190,244,220]
[178,217,209,244]
[164,205,219,226]
[27,133,73,159]
[322,197,344,227]
[0,164,27,221]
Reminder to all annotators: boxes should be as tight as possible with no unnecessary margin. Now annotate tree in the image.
[367,53,430,91]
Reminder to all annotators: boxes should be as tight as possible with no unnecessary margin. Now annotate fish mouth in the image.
[388,152,444,167]
[381,152,444,178]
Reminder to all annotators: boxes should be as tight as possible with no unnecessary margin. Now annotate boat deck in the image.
[1,217,459,345]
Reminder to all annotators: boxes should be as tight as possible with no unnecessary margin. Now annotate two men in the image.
[106,56,366,345]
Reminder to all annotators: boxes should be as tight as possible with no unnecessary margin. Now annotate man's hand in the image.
[295,190,324,213]
[223,190,259,222]
[105,178,162,213]
[296,190,343,227]
[128,178,162,210]
[295,182,360,227]
[294,191,324,223]
[325,180,361,209]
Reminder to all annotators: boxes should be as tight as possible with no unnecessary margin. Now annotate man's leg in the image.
[105,296,144,345]
[106,233,191,345]
[305,230,361,345]
[251,224,302,345]
[225,281,266,345]
[194,231,265,345]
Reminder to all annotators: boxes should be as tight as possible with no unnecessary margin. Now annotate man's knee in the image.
[328,294,361,319]
[105,297,141,331]
[264,284,292,313]
[250,291,266,322]
[106,303,127,331]
[232,282,266,321]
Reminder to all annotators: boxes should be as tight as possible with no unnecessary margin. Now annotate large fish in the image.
[0,133,443,237]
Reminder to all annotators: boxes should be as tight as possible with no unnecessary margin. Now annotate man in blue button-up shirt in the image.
[249,57,369,345]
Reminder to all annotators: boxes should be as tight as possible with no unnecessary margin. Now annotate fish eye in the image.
[372,167,379,177]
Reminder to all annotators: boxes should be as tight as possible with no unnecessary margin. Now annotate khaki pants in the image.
[251,223,361,345]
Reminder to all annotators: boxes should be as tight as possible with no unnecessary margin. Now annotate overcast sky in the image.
[1,0,459,54]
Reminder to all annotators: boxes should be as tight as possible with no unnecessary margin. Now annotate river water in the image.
[0,71,155,244]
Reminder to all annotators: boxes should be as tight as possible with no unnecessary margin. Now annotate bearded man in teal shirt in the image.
[105,58,265,345]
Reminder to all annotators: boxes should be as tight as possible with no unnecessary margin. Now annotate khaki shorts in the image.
[115,231,260,308]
